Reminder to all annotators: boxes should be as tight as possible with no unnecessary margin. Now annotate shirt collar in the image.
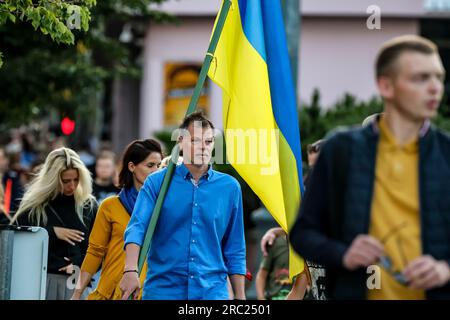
[370,113,430,139]
[178,163,214,181]
[378,115,418,153]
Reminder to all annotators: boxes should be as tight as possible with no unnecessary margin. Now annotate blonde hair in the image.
[11,147,96,226]
[160,155,183,169]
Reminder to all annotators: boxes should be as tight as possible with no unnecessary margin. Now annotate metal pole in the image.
[0,230,14,300]
[136,0,233,275]
[281,0,300,96]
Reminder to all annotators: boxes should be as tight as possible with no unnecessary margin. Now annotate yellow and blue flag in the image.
[208,0,305,278]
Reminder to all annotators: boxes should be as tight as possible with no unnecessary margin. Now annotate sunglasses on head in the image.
[378,256,409,286]
[307,144,321,154]
[378,221,410,286]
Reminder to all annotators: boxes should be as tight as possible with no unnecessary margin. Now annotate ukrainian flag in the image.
[208,0,305,278]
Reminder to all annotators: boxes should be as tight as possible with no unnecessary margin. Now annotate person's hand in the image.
[260,227,284,257]
[70,291,82,300]
[120,271,140,300]
[343,235,384,270]
[58,257,74,274]
[403,255,450,290]
[53,226,84,246]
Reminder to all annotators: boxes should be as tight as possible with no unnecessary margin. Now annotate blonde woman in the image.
[11,147,97,300]
[71,139,163,300]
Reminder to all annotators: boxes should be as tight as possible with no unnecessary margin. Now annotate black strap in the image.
[47,204,66,227]
[48,202,94,229]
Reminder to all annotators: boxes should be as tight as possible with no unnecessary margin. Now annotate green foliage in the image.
[153,130,177,156]
[0,0,173,136]
[299,89,383,153]
[0,0,96,130]
[0,0,95,48]
[299,89,450,158]
[432,93,450,131]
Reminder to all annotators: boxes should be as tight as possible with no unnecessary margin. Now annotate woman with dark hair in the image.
[71,139,163,300]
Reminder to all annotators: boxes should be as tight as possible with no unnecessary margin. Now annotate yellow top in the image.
[81,196,147,299]
[367,116,425,300]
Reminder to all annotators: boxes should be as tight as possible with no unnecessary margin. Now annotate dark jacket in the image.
[290,117,450,299]
[18,194,97,274]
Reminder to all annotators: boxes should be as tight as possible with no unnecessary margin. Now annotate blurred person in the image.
[306,140,323,169]
[92,150,120,204]
[290,35,450,299]
[11,147,97,300]
[22,157,46,185]
[77,141,96,172]
[256,232,309,300]
[71,139,162,300]
[5,129,22,155]
[89,150,120,289]
[50,137,67,150]
[0,146,24,215]
[259,226,321,300]
[0,183,10,224]
[303,139,323,188]
[7,151,28,187]
[19,132,37,170]
[120,112,246,300]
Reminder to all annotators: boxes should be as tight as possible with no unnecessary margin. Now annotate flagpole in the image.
[135,0,232,277]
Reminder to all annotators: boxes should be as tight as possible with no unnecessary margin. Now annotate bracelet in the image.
[123,269,138,274]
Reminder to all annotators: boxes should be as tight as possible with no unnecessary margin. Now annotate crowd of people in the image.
[1,34,450,300]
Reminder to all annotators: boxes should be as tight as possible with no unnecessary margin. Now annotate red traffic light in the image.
[61,117,75,135]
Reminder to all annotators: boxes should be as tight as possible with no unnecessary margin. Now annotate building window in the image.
[163,62,210,127]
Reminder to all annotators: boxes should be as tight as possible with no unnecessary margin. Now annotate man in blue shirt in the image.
[120,112,246,300]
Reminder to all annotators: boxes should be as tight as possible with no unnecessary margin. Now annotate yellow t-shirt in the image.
[367,117,425,300]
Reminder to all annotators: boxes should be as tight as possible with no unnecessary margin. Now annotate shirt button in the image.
[194,203,198,207]
[190,275,194,279]
[191,257,195,261]
[192,240,196,243]
[193,221,197,225]
[393,162,403,174]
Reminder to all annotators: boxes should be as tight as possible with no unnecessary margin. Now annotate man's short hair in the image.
[375,35,438,79]
[179,111,215,131]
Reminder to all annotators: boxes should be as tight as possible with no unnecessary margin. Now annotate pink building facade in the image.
[137,0,450,137]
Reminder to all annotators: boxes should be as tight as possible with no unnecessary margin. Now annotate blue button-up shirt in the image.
[124,164,246,300]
